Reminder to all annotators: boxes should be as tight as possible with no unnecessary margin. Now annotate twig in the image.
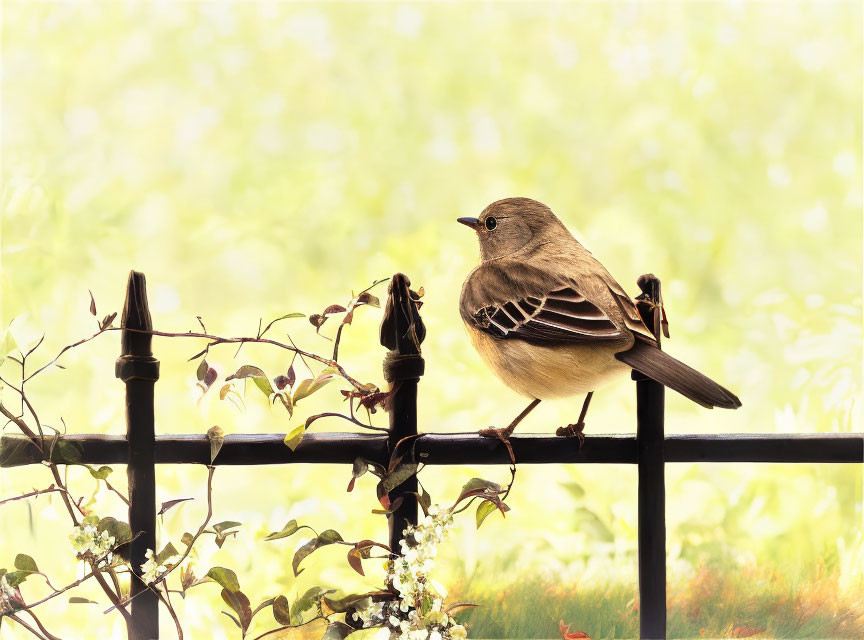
[92,570,131,625]
[0,399,43,454]
[304,412,388,433]
[102,479,130,506]
[22,327,110,384]
[152,466,215,588]
[24,610,63,640]
[5,613,48,639]
[0,486,66,507]
[117,327,369,392]
[5,571,96,615]
[156,582,183,640]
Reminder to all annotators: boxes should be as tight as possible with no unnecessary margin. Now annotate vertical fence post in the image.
[380,274,425,552]
[115,271,160,640]
[634,275,667,640]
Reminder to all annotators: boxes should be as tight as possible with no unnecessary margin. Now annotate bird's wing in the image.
[604,278,658,344]
[460,261,643,346]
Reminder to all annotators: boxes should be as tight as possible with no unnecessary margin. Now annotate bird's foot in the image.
[556,421,585,448]
[479,426,513,444]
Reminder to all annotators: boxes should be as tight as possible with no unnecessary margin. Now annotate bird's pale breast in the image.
[466,324,632,399]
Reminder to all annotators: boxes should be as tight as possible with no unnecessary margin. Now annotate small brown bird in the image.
[458,197,741,442]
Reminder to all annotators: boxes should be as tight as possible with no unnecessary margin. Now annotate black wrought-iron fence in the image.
[2,271,861,640]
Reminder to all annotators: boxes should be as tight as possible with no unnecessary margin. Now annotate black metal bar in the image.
[380,274,424,552]
[115,271,159,640]
[637,379,666,639]
[665,433,864,463]
[634,274,666,640]
[3,432,863,467]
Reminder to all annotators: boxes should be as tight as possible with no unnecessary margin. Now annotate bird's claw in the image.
[479,426,512,444]
[556,422,585,448]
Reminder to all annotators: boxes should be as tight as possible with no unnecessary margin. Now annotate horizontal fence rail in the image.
[3,432,862,467]
[1,269,862,640]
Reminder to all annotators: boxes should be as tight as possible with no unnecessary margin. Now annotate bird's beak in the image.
[457,217,480,229]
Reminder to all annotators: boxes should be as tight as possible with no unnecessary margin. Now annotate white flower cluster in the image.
[140,548,176,585]
[352,505,467,640]
[69,524,115,564]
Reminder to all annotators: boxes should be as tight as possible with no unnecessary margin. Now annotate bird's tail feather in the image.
[616,341,741,409]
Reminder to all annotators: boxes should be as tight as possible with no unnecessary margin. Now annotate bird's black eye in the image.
[484,216,497,231]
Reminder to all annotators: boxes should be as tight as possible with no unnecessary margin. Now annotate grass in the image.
[447,562,864,639]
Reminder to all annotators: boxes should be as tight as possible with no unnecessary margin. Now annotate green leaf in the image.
[292,367,339,403]
[273,594,292,625]
[97,517,132,545]
[318,529,343,544]
[82,515,100,527]
[207,566,240,593]
[14,554,38,573]
[347,457,367,492]
[69,597,98,604]
[322,593,371,613]
[5,571,29,587]
[291,586,324,618]
[562,481,586,499]
[293,530,343,576]
[155,542,179,566]
[207,425,224,464]
[382,463,418,493]
[196,358,208,382]
[226,365,274,397]
[461,477,503,494]
[283,424,305,451]
[264,520,301,541]
[456,477,504,503]
[53,440,82,464]
[322,621,356,640]
[475,500,498,529]
[418,487,432,515]
[87,465,113,480]
[212,521,242,534]
[181,532,195,547]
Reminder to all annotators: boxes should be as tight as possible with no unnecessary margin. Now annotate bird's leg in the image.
[556,392,594,448]
[479,398,541,441]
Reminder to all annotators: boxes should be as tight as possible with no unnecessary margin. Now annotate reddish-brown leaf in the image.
[323,304,347,316]
[346,547,364,576]
[559,620,591,640]
[309,314,327,331]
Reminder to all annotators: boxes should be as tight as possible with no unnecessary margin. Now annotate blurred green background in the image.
[1,2,861,639]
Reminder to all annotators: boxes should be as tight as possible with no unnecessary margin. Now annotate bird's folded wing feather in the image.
[460,261,654,346]
[605,279,658,343]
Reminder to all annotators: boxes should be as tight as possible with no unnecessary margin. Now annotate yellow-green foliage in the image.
[1,3,861,639]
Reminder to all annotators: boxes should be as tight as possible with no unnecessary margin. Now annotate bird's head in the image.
[458,197,568,261]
